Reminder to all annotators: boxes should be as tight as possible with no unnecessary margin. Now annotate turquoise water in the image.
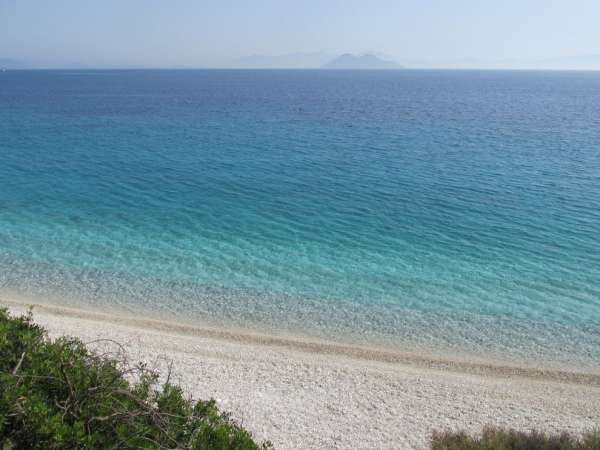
[1,70,599,369]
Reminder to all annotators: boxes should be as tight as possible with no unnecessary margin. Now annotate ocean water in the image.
[1,69,599,370]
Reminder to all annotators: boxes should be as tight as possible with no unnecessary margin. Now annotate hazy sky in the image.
[1,0,599,68]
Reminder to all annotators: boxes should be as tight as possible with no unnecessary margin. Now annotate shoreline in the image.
[2,297,599,386]
[3,297,600,449]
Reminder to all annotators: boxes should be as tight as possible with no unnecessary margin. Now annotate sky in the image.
[1,0,600,69]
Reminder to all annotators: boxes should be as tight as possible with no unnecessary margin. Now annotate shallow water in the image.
[1,69,599,369]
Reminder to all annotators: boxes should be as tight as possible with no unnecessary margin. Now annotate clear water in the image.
[1,69,599,369]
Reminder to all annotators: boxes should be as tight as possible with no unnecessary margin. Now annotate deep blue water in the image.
[1,69,599,369]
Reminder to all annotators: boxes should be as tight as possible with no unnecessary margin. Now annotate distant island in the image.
[225,52,402,69]
[321,53,402,69]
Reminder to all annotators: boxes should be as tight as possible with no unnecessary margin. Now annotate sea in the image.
[1,69,599,370]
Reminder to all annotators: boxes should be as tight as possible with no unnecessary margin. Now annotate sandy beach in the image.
[3,298,599,450]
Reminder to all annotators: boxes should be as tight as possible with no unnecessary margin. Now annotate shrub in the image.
[0,308,272,449]
[432,426,600,450]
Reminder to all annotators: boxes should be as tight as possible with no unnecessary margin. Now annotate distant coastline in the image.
[5,53,600,71]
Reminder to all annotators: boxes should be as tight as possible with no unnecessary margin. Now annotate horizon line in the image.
[3,66,600,72]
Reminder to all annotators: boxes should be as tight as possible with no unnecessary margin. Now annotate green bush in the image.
[0,308,272,449]
[432,426,600,450]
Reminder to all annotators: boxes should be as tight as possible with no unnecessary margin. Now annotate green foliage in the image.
[432,426,600,450]
[0,308,272,449]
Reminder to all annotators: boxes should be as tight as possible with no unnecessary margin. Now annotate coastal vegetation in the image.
[432,427,600,450]
[0,308,271,449]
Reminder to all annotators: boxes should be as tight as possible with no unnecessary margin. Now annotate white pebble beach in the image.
[3,299,599,450]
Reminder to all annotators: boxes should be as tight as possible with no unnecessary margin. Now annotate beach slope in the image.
[3,300,599,450]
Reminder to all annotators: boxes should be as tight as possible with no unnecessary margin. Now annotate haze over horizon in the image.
[1,0,600,70]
